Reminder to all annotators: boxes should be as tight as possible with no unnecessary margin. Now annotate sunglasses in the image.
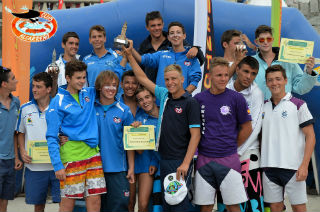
[257,37,273,43]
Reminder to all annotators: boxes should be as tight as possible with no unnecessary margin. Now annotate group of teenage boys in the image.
[0,9,318,212]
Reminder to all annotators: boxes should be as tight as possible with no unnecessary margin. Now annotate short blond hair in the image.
[209,57,229,72]
[164,64,182,75]
[95,70,119,90]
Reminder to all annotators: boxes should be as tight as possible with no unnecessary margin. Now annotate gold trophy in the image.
[114,22,129,49]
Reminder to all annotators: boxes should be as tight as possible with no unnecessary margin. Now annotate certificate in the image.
[27,140,51,163]
[278,38,314,64]
[123,125,155,150]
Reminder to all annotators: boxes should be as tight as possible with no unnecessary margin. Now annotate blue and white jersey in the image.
[83,48,130,87]
[141,47,201,89]
[16,99,53,171]
[134,111,159,174]
[46,87,99,171]
[95,98,134,172]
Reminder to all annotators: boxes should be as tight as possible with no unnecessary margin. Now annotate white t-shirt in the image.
[227,79,264,156]
[16,100,53,171]
[261,92,314,170]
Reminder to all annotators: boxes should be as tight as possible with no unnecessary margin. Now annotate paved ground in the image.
[6,194,320,212]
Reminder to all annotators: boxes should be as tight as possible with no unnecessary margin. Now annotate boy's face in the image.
[223,36,241,53]
[136,90,156,113]
[164,70,184,95]
[266,71,287,96]
[89,30,106,50]
[235,64,258,89]
[32,80,51,101]
[100,78,118,101]
[2,72,18,92]
[66,71,86,92]
[209,65,229,93]
[168,26,186,47]
[255,32,273,53]
[121,76,138,98]
[62,37,79,58]
[146,18,164,39]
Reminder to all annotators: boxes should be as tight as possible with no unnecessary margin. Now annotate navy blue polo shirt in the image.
[158,91,200,160]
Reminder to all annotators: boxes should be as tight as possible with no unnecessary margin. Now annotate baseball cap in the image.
[163,172,188,205]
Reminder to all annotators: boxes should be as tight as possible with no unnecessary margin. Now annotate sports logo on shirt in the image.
[220,105,231,115]
[105,61,115,67]
[85,96,90,102]
[27,117,32,124]
[175,107,183,114]
[282,111,288,118]
[184,61,191,66]
[262,112,265,119]
[247,109,251,114]
[113,116,121,123]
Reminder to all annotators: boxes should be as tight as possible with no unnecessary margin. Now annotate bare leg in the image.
[86,195,101,212]
[200,204,214,212]
[291,203,306,212]
[59,197,75,212]
[34,204,45,212]
[128,176,136,212]
[137,173,154,212]
[226,204,241,212]
[270,202,285,212]
[0,199,8,212]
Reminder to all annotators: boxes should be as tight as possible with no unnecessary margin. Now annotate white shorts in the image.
[192,155,247,206]
[263,168,307,205]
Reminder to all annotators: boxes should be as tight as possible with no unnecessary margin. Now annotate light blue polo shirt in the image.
[0,94,20,159]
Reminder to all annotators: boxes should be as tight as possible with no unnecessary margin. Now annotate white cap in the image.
[163,172,188,205]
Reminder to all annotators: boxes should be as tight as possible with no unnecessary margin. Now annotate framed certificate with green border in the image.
[278,38,314,64]
[123,125,155,150]
[27,140,51,163]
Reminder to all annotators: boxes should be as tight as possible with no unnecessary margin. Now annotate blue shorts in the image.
[101,171,130,212]
[0,159,15,200]
[25,168,61,204]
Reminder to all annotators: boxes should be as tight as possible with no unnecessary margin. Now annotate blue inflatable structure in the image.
[30,0,320,186]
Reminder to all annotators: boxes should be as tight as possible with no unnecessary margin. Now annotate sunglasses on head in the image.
[257,37,273,43]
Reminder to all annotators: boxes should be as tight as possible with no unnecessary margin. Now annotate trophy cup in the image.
[47,49,59,78]
[114,22,129,49]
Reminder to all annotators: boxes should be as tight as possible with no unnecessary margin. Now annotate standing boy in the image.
[193,57,252,212]
[226,56,264,212]
[46,60,106,212]
[94,71,135,212]
[261,65,315,212]
[131,22,202,93]
[17,72,60,212]
[0,66,22,212]
[124,42,201,211]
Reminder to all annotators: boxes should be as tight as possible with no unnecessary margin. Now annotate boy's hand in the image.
[296,164,308,181]
[20,149,32,164]
[127,168,135,184]
[149,165,157,175]
[55,169,66,181]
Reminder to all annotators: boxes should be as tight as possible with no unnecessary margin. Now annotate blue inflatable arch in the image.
[30,0,320,186]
